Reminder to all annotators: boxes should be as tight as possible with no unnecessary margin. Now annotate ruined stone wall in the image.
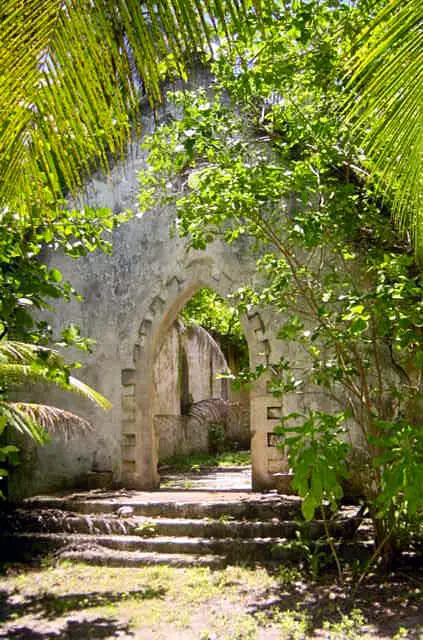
[5,71,300,498]
[154,415,206,460]
[183,324,228,402]
[152,322,181,417]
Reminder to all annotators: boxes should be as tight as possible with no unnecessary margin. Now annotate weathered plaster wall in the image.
[8,186,286,499]
[152,322,181,417]
[152,320,229,412]
[226,399,250,448]
[154,415,204,460]
[183,324,228,402]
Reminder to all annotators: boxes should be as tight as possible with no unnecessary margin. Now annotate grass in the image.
[159,449,251,472]
[0,561,421,639]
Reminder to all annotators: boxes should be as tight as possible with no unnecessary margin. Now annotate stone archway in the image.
[120,258,280,490]
[8,90,292,498]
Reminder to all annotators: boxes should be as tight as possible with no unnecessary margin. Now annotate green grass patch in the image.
[159,449,251,472]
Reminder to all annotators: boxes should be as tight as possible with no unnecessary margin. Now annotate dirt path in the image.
[160,465,252,491]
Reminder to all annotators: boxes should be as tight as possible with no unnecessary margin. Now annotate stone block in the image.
[267,406,282,420]
[122,418,136,433]
[86,470,113,490]
[122,395,136,414]
[122,384,135,397]
[121,368,136,386]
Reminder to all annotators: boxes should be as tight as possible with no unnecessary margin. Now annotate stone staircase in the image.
[0,489,366,568]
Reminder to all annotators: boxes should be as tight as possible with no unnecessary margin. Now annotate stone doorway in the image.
[120,259,285,491]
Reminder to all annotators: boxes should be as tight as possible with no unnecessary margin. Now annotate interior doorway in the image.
[152,287,252,490]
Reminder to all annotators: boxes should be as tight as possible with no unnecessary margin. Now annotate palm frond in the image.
[0,340,111,410]
[0,340,61,365]
[345,0,423,258]
[0,363,111,409]
[0,400,49,444]
[2,401,93,442]
[0,0,258,219]
[68,376,112,410]
[0,363,56,387]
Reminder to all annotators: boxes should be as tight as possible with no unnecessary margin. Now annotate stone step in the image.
[2,491,369,569]
[23,493,302,520]
[59,549,226,568]
[0,530,374,567]
[2,509,361,541]
[0,532,301,563]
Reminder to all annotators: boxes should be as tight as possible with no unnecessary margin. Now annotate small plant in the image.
[276,410,349,582]
[208,422,226,454]
[272,608,310,640]
[134,521,157,537]
[277,565,303,585]
[218,513,235,523]
[323,608,368,639]
[276,531,332,581]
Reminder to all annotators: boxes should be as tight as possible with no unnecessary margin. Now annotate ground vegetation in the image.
[0,561,421,638]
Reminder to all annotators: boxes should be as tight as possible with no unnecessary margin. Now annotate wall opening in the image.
[152,287,251,489]
[122,267,281,492]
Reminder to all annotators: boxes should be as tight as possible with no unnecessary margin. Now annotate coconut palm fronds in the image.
[68,377,112,410]
[0,400,49,444]
[0,340,111,411]
[346,0,423,258]
[0,338,111,444]
[0,340,64,366]
[0,363,58,388]
[0,0,259,219]
[3,401,93,443]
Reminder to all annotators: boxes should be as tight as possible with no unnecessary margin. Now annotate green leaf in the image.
[302,493,318,521]
[50,268,63,283]
[415,351,423,369]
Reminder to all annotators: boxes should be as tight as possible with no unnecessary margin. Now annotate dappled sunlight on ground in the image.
[0,561,422,639]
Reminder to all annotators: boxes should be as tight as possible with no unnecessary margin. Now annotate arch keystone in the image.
[166,276,183,298]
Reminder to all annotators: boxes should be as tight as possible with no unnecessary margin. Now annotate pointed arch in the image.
[120,257,275,489]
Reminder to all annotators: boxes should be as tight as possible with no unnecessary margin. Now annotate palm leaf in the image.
[1,401,93,443]
[0,400,49,444]
[0,340,62,365]
[0,340,111,410]
[68,376,112,410]
[0,363,111,410]
[0,0,258,219]
[345,0,423,258]
[0,363,59,387]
